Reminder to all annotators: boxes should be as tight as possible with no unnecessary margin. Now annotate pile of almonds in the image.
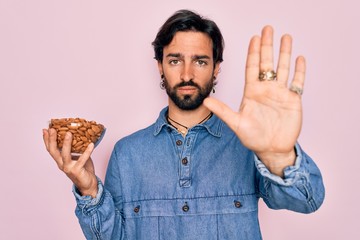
[49,118,105,154]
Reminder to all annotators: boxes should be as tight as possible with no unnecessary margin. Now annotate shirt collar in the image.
[153,106,223,137]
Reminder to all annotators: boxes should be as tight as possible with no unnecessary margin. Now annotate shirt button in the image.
[181,157,188,165]
[182,203,189,212]
[234,201,242,208]
[176,140,183,146]
[134,206,140,213]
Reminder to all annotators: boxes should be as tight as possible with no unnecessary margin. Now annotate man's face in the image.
[158,31,220,110]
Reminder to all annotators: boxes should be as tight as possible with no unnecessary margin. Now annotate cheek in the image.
[163,70,179,83]
[165,66,183,75]
[198,70,215,82]
[162,72,177,88]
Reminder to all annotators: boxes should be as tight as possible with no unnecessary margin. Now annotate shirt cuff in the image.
[254,143,309,186]
[72,177,104,208]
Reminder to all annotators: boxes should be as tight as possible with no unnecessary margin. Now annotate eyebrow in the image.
[165,53,211,60]
[192,55,210,60]
[166,53,182,58]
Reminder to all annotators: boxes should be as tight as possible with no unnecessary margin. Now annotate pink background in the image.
[1,0,358,239]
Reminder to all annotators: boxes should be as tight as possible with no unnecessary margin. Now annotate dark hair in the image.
[152,9,224,64]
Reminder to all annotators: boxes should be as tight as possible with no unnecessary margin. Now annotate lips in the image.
[178,86,197,90]
[177,86,198,94]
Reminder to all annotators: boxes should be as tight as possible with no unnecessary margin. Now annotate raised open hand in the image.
[204,26,305,175]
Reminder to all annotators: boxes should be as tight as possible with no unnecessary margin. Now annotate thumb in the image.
[203,97,238,131]
[77,142,95,167]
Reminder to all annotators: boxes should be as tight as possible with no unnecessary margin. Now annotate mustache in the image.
[175,80,201,89]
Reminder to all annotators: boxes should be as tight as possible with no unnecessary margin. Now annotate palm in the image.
[236,81,302,153]
[204,26,305,155]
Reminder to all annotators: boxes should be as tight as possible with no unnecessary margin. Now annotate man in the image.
[43,9,325,239]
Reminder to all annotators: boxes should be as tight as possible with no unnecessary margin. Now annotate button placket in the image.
[179,135,192,188]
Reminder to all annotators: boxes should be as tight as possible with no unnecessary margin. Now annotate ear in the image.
[157,61,163,76]
[213,63,221,79]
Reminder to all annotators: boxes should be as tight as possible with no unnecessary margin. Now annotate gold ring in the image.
[259,70,277,81]
[290,84,303,96]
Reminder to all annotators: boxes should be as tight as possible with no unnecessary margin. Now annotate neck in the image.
[167,102,212,135]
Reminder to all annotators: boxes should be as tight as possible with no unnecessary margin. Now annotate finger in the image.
[276,34,292,85]
[203,97,239,131]
[47,128,62,162]
[260,26,274,72]
[61,132,73,165]
[84,156,95,174]
[77,143,95,171]
[245,35,261,83]
[42,129,50,150]
[290,56,306,95]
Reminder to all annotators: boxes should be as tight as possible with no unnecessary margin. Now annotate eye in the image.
[196,60,208,66]
[169,59,181,65]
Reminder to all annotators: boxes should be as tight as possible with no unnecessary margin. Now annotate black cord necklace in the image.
[167,112,213,135]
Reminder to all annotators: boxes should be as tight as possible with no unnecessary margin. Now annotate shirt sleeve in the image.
[73,178,122,240]
[254,143,325,213]
[73,176,104,207]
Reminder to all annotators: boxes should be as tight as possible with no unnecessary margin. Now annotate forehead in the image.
[164,31,213,57]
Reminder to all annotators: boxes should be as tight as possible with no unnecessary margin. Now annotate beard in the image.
[164,75,214,110]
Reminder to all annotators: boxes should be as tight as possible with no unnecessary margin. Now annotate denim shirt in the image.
[73,107,325,240]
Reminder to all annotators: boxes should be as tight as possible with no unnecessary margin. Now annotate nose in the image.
[180,62,194,82]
